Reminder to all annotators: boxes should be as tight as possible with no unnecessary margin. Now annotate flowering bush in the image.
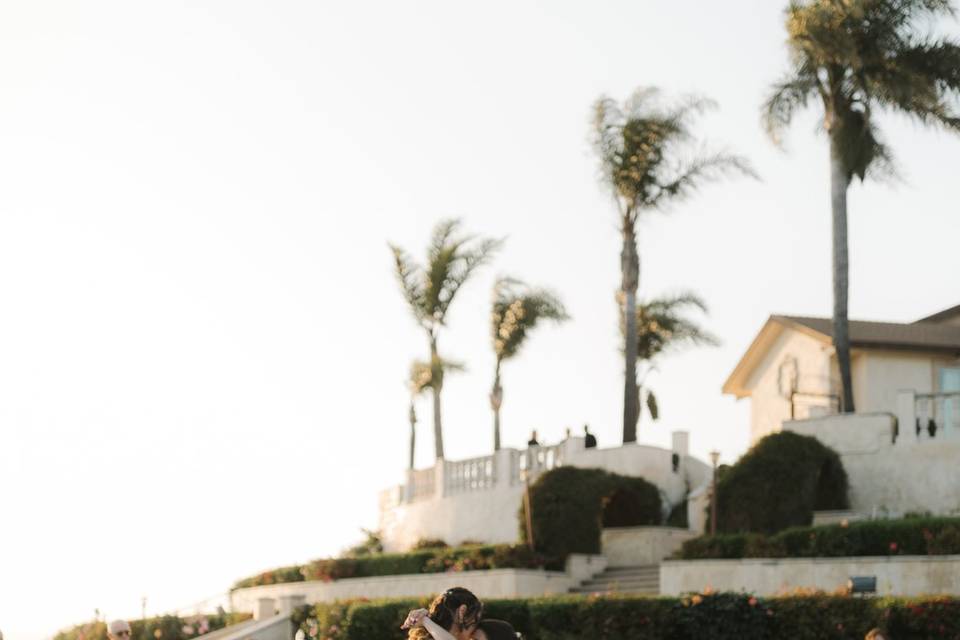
[55,612,251,640]
[292,594,960,640]
[234,544,544,590]
[679,516,960,559]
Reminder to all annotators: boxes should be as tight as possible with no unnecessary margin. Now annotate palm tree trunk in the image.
[408,401,416,471]
[491,361,503,452]
[636,383,643,433]
[621,219,640,443]
[830,137,855,413]
[429,335,445,459]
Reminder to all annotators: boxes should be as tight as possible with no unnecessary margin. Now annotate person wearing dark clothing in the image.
[403,587,520,639]
[583,424,597,448]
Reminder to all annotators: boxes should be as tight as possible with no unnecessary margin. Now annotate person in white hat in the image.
[108,620,133,640]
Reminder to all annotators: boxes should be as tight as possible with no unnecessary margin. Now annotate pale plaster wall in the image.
[661,556,960,597]
[785,413,960,517]
[746,329,833,443]
[601,527,697,567]
[860,351,939,413]
[209,616,289,640]
[229,566,594,613]
[379,438,710,552]
[380,485,526,550]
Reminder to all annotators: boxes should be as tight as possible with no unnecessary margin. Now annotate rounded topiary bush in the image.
[714,431,848,534]
[521,466,661,562]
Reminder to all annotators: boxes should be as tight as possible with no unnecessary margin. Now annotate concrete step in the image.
[570,563,661,595]
[583,576,660,586]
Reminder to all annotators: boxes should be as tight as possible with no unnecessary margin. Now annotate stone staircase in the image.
[569,564,660,596]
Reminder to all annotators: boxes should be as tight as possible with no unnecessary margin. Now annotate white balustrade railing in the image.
[914,392,960,440]
[519,443,564,475]
[397,442,572,503]
[445,454,497,495]
[408,467,436,502]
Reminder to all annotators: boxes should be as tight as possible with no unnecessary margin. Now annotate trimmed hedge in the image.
[521,467,661,564]
[55,612,251,640]
[679,516,960,559]
[233,544,545,590]
[715,431,848,534]
[291,593,960,640]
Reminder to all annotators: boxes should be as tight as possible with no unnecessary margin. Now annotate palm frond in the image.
[763,68,821,144]
[492,277,569,362]
[619,291,720,361]
[869,39,960,131]
[652,151,757,208]
[409,357,465,395]
[390,244,427,326]
[391,219,503,331]
[774,0,960,180]
[592,87,752,217]
[646,390,659,421]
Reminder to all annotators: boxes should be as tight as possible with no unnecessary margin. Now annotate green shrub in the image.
[232,564,305,589]
[679,516,960,559]
[666,498,689,528]
[768,595,877,639]
[292,594,960,640]
[714,431,848,534]
[55,612,251,640]
[234,544,545,590]
[522,467,661,563]
[411,538,448,550]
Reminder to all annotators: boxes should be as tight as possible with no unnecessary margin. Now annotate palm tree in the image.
[592,88,751,444]
[620,292,720,433]
[490,278,569,451]
[764,0,960,412]
[407,358,464,469]
[391,219,502,460]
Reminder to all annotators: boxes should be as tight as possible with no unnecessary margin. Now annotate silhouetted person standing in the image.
[527,430,539,446]
[583,424,597,448]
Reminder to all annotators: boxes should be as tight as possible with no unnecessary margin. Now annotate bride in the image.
[401,587,518,640]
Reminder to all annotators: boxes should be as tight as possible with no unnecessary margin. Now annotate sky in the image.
[1,1,959,639]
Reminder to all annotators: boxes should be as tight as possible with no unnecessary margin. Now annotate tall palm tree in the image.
[764,0,960,412]
[592,88,751,444]
[407,358,464,469]
[490,278,569,451]
[620,292,720,432]
[391,219,502,460]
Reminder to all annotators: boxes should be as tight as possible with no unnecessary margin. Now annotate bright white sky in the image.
[1,2,958,639]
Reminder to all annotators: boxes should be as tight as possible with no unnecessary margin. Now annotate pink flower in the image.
[889,541,898,552]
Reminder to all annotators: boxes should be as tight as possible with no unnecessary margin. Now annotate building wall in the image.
[785,413,960,517]
[229,565,600,613]
[378,437,711,552]
[747,329,833,443]
[746,329,954,444]
[600,527,697,567]
[859,351,940,413]
[661,555,960,597]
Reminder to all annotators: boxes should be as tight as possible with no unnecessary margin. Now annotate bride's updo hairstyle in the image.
[429,587,483,629]
[408,587,483,639]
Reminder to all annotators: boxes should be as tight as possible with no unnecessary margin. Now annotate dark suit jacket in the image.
[479,618,519,639]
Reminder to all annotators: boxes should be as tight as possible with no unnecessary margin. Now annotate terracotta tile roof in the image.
[774,315,960,353]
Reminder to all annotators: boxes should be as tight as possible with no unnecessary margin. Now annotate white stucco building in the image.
[723,304,960,444]
[377,433,712,552]
[723,303,960,518]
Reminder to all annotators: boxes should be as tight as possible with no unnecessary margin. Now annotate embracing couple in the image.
[401,587,519,640]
